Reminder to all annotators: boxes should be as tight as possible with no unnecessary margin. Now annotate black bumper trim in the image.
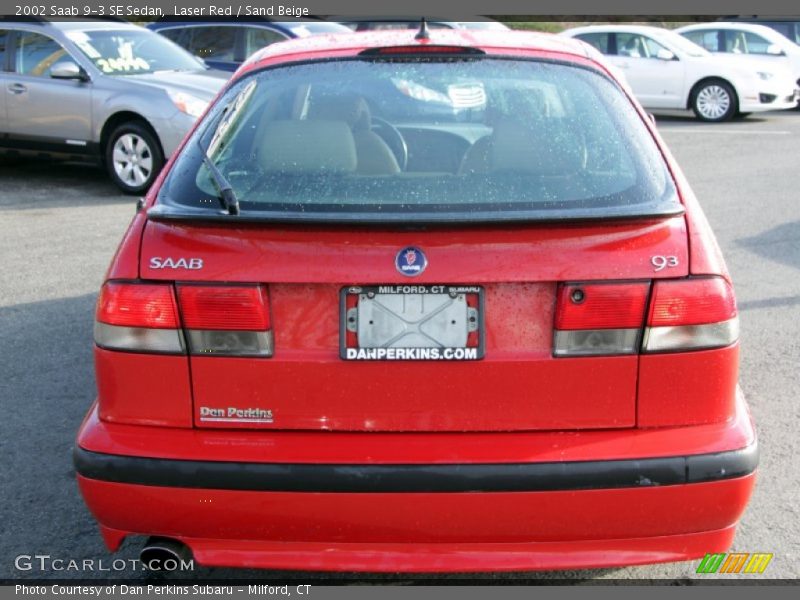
[73,442,758,493]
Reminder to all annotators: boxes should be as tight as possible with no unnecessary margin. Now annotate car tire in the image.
[105,121,164,194]
[691,80,738,123]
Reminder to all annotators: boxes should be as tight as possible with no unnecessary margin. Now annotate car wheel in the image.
[106,121,164,194]
[691,80,737,122]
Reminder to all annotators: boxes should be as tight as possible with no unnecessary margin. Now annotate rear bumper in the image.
[74,443,757,493]
[74,392,758,572]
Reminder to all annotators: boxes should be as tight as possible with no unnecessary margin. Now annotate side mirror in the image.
[766,44,785,56]
[50,61,89,81]
[656,48,676,61]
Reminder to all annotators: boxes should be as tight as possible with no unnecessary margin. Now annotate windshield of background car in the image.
[66,29,204,75]
[157,56,680,223]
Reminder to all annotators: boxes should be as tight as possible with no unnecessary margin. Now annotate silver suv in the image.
[0,20,228,193]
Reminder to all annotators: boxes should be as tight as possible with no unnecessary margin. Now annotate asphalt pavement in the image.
[1,109,798,582]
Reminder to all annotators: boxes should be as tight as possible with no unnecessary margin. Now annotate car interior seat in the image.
[461,89,576,175]
[620,36,643,58]
[307,94,401,175]
[257,120,358,175]
[460,118,585,177]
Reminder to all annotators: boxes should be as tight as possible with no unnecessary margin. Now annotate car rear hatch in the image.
[137,216,689,432]
[119,49,716,432]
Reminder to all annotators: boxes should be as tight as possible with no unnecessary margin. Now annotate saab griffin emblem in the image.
[395,247,427,277]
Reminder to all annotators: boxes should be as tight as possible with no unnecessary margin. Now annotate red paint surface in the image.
[178,526,739,572]
[95,347,192,428]
[79,391,754,466]
[638,345,740,427]
[77,475,752,571]
[103,212,146,280]
[136,218,689,431]
[140,219,689,284]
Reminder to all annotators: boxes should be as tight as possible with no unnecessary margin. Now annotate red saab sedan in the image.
[74,27,757,573]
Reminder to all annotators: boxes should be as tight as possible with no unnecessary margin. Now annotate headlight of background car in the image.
[756,71,774,81]
[168,91,209,118]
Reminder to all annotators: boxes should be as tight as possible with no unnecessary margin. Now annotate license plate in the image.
[340,285,484,360]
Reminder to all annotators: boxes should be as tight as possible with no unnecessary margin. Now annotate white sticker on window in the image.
[96,43,150,73]
[65,31,100,59]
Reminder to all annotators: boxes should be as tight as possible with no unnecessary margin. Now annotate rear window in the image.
[156,56,680,223]
[682,29,721,52]
[756,21,800,45]
[574,32,610,54]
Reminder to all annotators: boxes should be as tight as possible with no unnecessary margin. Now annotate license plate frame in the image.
[339,285,485,360]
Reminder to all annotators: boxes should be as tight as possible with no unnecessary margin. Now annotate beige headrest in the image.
[258,120,357,174]
[307,95,372,131]
[490,120,584,176]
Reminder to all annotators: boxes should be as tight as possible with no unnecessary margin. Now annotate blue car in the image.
[146,20,353,71]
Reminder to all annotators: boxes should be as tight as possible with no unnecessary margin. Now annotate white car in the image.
[677,22,800,92]
[560,25,799,121]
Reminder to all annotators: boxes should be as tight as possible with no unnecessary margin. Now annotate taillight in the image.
[643,278,738,352]
[553,282,649,356]
[94,282,273,357]
[553,277,738,357]
[94,282,184,353]
[177,284,272,357]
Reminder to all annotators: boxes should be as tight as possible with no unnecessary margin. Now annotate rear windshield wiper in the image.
[197,137,240,216]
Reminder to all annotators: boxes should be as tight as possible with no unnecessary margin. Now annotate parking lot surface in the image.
[1,110,798,582]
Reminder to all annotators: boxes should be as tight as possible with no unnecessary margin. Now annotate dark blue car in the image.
[146,20,353,71]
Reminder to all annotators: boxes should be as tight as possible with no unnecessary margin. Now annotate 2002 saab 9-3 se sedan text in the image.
[73,27,758,573]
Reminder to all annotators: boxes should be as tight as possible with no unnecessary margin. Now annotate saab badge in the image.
[395,246,427,277]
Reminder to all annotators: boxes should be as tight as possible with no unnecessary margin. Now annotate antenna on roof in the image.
[415,17,430,41]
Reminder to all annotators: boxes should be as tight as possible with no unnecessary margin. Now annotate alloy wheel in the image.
[112,133,154,188]
[696,85,731,121]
